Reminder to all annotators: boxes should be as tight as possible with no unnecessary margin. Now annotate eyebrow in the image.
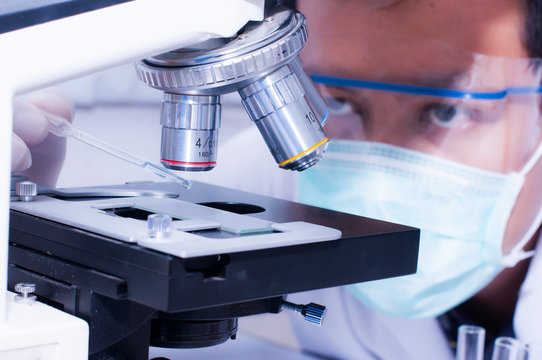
[311,68,473,97]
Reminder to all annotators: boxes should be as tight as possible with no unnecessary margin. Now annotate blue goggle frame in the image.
[311,74,542,100]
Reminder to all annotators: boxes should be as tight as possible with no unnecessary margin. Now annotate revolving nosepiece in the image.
[136,6,328,172]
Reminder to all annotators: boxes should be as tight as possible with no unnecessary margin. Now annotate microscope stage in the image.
[9,180,419,313]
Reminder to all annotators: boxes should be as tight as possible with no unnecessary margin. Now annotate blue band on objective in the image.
[310,74,542,100]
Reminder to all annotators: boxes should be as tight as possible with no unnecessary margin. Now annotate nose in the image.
[356,93,415,147]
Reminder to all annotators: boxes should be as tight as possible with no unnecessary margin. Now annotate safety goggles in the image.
[303,35,542,173]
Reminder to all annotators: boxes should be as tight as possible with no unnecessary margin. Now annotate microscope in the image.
[0,1,419,359]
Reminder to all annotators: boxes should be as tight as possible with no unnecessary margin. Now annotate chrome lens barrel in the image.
[239,59,328,171]
[160,94,220,171]
[136,7,329,172]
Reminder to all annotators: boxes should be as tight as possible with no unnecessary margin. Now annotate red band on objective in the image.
[161,159,216,166]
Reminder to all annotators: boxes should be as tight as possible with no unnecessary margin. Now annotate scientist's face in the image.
[298,0,542,254]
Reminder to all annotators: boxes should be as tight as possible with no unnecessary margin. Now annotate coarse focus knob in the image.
[16,181,37,202]
[14,282,37,305]
[281,300,326,326]
[148,214,172,238]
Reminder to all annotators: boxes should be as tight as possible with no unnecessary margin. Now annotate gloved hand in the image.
[12,88,74,188]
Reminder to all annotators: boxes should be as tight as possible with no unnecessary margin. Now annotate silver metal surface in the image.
[14,282,37,305]
[14,283,36,294]
[291,56,329,125]
[160,94,220,171]
[37,181,182,199]
[239,60,328,171]
[135,9,307,95]
[10,178,181,200]
[16,181,38,202]
[135,6,329,172]
[281,300,327,327]
[160,94,220,129]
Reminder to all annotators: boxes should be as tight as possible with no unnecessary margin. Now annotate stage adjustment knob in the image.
[14,282,37,305]
[281,300,326,326]
[16,181,37,202]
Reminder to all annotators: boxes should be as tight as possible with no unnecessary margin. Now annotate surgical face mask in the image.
[297,31,542,318]
[297,140,542,319]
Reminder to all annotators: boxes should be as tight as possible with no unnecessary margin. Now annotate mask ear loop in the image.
[501,141,542,267]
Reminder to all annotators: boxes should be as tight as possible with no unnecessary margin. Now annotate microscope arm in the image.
[0,1,264,358]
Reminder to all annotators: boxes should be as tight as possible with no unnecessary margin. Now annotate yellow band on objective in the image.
[278,138,329,167]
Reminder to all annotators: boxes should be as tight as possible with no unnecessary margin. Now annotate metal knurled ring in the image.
[160,100,221,129]
[241,71,305,120]
[135,14,308,92]
[15,282,36,294]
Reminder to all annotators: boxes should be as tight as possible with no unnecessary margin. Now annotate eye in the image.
[325,97,355,115]
[422,103,469,128]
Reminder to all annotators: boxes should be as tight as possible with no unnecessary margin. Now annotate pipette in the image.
[37,106,193,190]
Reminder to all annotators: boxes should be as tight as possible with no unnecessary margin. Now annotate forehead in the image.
[297,0,530,87]
[297,0,526,53]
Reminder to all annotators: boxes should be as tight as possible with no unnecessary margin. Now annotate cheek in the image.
[504,107,542,253]
[500,100,542,170]
[430,105,540,172]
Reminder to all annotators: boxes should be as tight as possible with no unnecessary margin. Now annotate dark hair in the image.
[279,0,297,9]
[525,0,542,60]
